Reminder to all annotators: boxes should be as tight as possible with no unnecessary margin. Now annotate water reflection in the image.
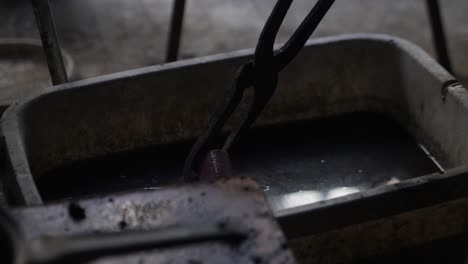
[269,177,404,212]
[326,187,360,199]
[268,187,362,212]
[269,190,324,211]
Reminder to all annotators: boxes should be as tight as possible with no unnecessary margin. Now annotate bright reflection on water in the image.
[269,191,324,211]
[268,187,360,212]
[326,187,360,199]
[267,176,404,212]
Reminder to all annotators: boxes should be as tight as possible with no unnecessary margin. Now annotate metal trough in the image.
[1,34,468,262]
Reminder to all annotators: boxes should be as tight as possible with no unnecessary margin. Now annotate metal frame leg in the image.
[31,0,68,85]
[30,0,452,79]
[426,0,453,73]
[166,0,186,62]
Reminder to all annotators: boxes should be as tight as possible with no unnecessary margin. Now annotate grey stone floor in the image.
[0,0,467,84]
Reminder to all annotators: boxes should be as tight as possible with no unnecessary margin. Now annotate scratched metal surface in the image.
[12,179,295,264]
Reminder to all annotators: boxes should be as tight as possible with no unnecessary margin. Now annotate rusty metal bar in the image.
[31,0,68,85]
[426,0,453,73]
[28,226,244,264]
[166,0,186,62]
[2,203,245,264]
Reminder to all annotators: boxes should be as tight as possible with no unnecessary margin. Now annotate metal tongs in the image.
[184,0,336,180]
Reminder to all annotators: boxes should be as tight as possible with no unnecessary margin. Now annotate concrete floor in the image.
[0,0,467,85]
